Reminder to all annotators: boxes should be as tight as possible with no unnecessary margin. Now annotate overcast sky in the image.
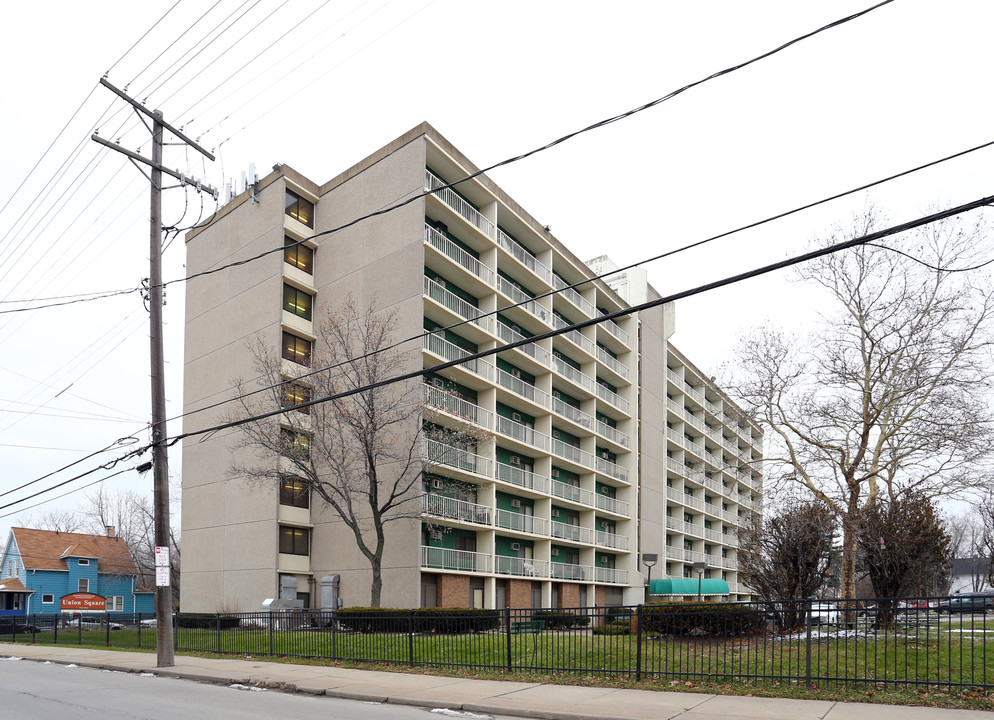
[0,0,991,538]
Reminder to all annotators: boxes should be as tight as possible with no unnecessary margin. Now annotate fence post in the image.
[216,612,222,654]
[804,598,813,689]
[505,606,512,673]
[173,612,178,650]
[635,604,643,683]
[408,609,415,667]
[331,609,338,661]
[269,611,274,656]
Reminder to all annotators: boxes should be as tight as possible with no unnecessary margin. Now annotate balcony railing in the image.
[495,555,548,578]
[601,317,629,346]
[424,276,494,335]
[596,420,629,448]
[595,456,628,483]
[496,229,551,284]
[495,461,549,494]
[496,322,550,366]
[595,530,629,550]
[594,493,629,516]
[550,521,593,544]
[422,494,492,526]
[423,333,494,382]
[496,369,550,409]
[495,509,548,535]
[595,382,629,413]
[552,438,595,470]
[496,275,552,326]
[425,170,494,239]
[551,480,594,507]
[424,385,493,429]
[551,313,596,358]
[593,566,628,584]
[552,274,596,318]
[424,439,491,477]
[421,546,492,573]
[595,346,629,381]
[495,415,549,451]
[550,562,588,581]
[424,224,494,286]
[553,356,596,394]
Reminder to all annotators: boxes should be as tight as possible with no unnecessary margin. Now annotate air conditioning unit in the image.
[600,556,609,564]
[551,548,560,557]
[432,479,443,489]
[551,509,560,518]
[512,325,521,334]
[552,390,561,400]
[600,487,611,494]
[512,412,522,422]
[511,368,521,378]
[431,377,445,388]
[600,521,609,529]
[510,455,521,466]
[511,499,521,508]
[511,542,520,551]
[431,530,442,540]
[551,469,560,478]
[600,451,611,459]
[552,429,560,439]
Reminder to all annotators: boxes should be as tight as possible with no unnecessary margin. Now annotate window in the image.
[281,380,312,413]
[107,596,124,612]
[282,331,311,366]
[280,429,310,461]
[78,558,89,566]
[283,284,313,321]
[78,578,89,593]
[284,236,313,274]
[42,594,54,604]
[285,189,314,227]
[279,526,310,555]
[280,476,310,508]
[6,559,17,576]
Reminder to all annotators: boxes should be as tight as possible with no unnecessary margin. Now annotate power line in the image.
[0,466,137,521]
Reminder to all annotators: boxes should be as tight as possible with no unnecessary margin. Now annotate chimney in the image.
[105,526,116,538]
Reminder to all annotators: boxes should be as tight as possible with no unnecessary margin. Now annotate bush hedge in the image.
[640,601,765,637]
[175,614,241,630]
[532,610,591,629]
[336,607,501,634]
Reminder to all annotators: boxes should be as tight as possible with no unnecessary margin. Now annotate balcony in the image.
[593,566,628,584]
[600,317,629,346]
[423,333,494,382]
[496,275,552,327]
[552,438,595,471]
[550,521,593,544]
[594,493,629,516]
[550,562,588,581]
[495,509,549,536]
[424,384,493,429]
[595,383,629,413]
[424,439,491,478]
[424,276,494,335]
[495,555,548,578]
[496,322,550,367]
[595,456,628,483]
[495,415,549,452]
[424,224,494,286]
[552,314,596,359]
[552,274,596,318]
[596,420,629,449]
[496,369,550,410]
[551,481,594,507]
[553,356,596,394]
[425,170,494,239]
[421,546,492,573]
[496,461,549,494]
[497,229,551,285]
[595,346,629,381]
[595,531,629,550]
[422,493,492,526]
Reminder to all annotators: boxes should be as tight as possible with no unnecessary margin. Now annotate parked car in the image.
[0,617,40,634]
[934,595,993,614]
[809,603,840,625]
[76,615,124,630]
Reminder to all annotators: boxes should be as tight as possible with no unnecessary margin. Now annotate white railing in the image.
[495,461,549,494]
[421,546,492,573]
[595,382,629,413]
[596,420,629,448]
[595,531,629,550]
[422,494,493,526]
[553,356,596,394]
[424,439,491,477]
[595,346,629,380]
[595,493,629,516]
[495,415,549,451]
[552,274,596,318]
[550,521,593,544]
[496,322,550,366]
[496,229,551,284]
[550,562,588,581]
[551,396,592,430]
[496,275,552,327]
[594,566,628,584]
[596,456,628,483]
[551,480,594,507]
[495,555,549,578]
[423,333,494,382]
[552,438,596,470]
[551,313,596,358]
[423,385,493,429]
[666,369,683,386]
[601,317,629,346]
[424,224,494,286]
[684,412,704,432]
[425,170,495,239]
[495,509,548,535]
[684,384,705,406]
[496,369,550,409]
[424,276,495,335]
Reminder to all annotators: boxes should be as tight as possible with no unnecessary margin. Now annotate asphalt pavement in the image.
[1,643,991,720]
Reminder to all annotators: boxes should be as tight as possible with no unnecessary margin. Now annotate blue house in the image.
[0,527,154,617]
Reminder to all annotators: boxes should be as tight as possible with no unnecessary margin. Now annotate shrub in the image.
[640,601,765,637]
[335,607,500,634]
[532,610,591,630]
[592,622,630,636]
[175,614,241,630]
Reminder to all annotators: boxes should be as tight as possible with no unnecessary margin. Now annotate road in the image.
[0,657,502,720]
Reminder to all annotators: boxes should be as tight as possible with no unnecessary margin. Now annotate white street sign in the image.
[156,566,171,586]
[155,546,170,567]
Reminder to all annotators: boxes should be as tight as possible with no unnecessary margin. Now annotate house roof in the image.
[9,527,137,576]
[0,577,30,594]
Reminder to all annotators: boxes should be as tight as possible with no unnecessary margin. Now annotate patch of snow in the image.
[229,684,266,692]
[5,656,22,661]
[430,710,492,719]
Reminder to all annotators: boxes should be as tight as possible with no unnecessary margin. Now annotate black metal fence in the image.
[4,596,992,690]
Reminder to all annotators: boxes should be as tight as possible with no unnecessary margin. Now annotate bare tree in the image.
[231,297,486,607]
[19,509,87,533]
[727,208,994,599]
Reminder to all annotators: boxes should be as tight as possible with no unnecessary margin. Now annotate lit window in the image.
[280,428,310,461]
[284,236,313,274]
[78,578,89,593]
[280,476,310,508]
[282,331,311,366]
[285,189,314,227]
[283,284,313,321]
[279,526,310,555]
[107,596,124,612]
[281,380,312,414]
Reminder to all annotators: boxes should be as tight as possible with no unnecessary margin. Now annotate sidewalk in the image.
[1,643,991,720]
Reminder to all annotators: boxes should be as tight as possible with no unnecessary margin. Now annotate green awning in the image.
[649,578,729,596]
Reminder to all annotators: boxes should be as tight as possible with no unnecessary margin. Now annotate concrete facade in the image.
[180,123,761,612]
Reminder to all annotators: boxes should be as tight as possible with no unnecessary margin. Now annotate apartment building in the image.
[180,123,760,612]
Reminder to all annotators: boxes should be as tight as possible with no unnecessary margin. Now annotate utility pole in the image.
[92,77,217,667]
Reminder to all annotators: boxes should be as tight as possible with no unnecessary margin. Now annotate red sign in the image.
[61,593,105,612]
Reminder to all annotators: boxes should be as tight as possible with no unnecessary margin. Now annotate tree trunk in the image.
[370,562,382,607]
